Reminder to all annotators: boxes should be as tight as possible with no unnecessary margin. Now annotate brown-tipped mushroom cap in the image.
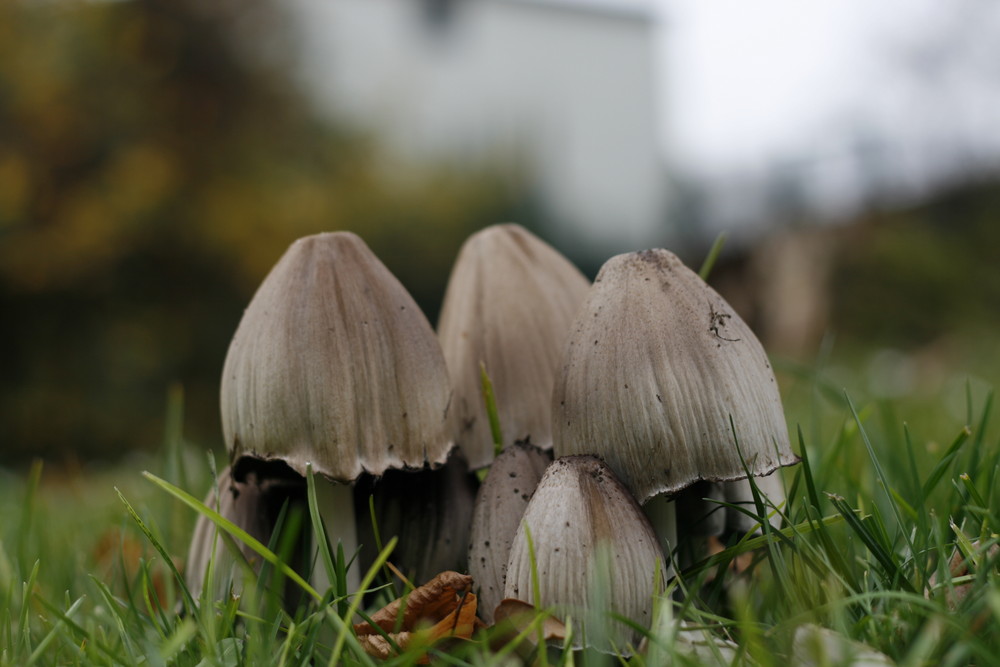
[438,224,590,469]
[504,455,667,649]
[468,442,552,623]
[221,232,452,481]
[552,248,798,504]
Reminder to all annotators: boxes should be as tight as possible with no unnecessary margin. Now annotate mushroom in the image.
[467,441,552,623]
[219,231,453,593]
[437,224,590,469]
[504,455,667,651]
[552,248,798,564]
[792,624,894,666]
[185,463,308,607]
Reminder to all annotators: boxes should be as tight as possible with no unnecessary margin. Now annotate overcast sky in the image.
[635,0,1000,194]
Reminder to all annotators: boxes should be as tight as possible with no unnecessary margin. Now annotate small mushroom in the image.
[504,455,667,651]
[438,224,590,469]
[552,248,798,560]
[185,463,307,607]
[218,231,453,593]
[792,624,894,666]
[467,441,552,623]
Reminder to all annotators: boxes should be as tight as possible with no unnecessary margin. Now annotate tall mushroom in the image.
[436,224,587,618]
[219,231,453,593]
[504,455,667,651]
[437,223,590,468]
[552,248,798,564]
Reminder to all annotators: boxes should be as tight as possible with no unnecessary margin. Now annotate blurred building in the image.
[289,0,670,253]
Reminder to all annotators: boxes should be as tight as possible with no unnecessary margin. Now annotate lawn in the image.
[2,343,997,666]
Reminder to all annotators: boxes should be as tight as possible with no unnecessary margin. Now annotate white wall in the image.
[290,0,669,251]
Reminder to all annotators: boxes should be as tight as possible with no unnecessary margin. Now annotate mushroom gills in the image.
[186,463,309,610]
[354,452,479,595]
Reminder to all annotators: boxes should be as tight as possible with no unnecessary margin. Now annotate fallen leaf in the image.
[493,598,567,641]
[486,598,568,658]
[93,528,172,608]
[706,535,755,575]
[928,540,1000,609]
[354,571,478,663]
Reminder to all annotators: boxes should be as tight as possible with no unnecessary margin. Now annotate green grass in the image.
[2,361,999,665]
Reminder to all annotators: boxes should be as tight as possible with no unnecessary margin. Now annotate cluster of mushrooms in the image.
[185,224,799,652]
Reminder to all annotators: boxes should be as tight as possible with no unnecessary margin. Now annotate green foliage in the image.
[3,360,999,664]
[0,0,530,462]
[830,181,1000,349]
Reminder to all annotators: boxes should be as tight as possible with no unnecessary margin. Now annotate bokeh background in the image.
[2,0,998,466]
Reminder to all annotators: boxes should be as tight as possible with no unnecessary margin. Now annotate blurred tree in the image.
[0,0,528,462]
[830,180,1000,349]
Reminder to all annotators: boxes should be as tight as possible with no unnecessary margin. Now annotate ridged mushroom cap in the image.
[504,455,667,649]
[438,224,590,469]
[221,232,452,481]
[467,442,552,623]
[552,248,798,504]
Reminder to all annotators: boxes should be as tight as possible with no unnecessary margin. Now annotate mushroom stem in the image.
[312,480,361,596]
[641,494,678,578]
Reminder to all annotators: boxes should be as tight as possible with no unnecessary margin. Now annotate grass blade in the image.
[921,426,972,500]
[481,362,504,458]
[698,231,728,281]
[116,486,196,613]
[142,471,322,604]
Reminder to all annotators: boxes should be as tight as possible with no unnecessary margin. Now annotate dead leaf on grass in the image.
[487,598,567,655]
[353,571,478,662]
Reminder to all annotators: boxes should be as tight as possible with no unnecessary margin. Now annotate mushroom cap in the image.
[467,441,552,623]
[552,248,798,504]
[504,455,667,649]
[221,232,453,481]
[437,224,590,469]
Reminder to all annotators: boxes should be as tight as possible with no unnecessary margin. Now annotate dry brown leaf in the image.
[354,571,477,662]
[93,528,171,607]
[928,541,1000,609]
[493,599,567,641]
[706,535,755,575]
[487,598,568,656]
